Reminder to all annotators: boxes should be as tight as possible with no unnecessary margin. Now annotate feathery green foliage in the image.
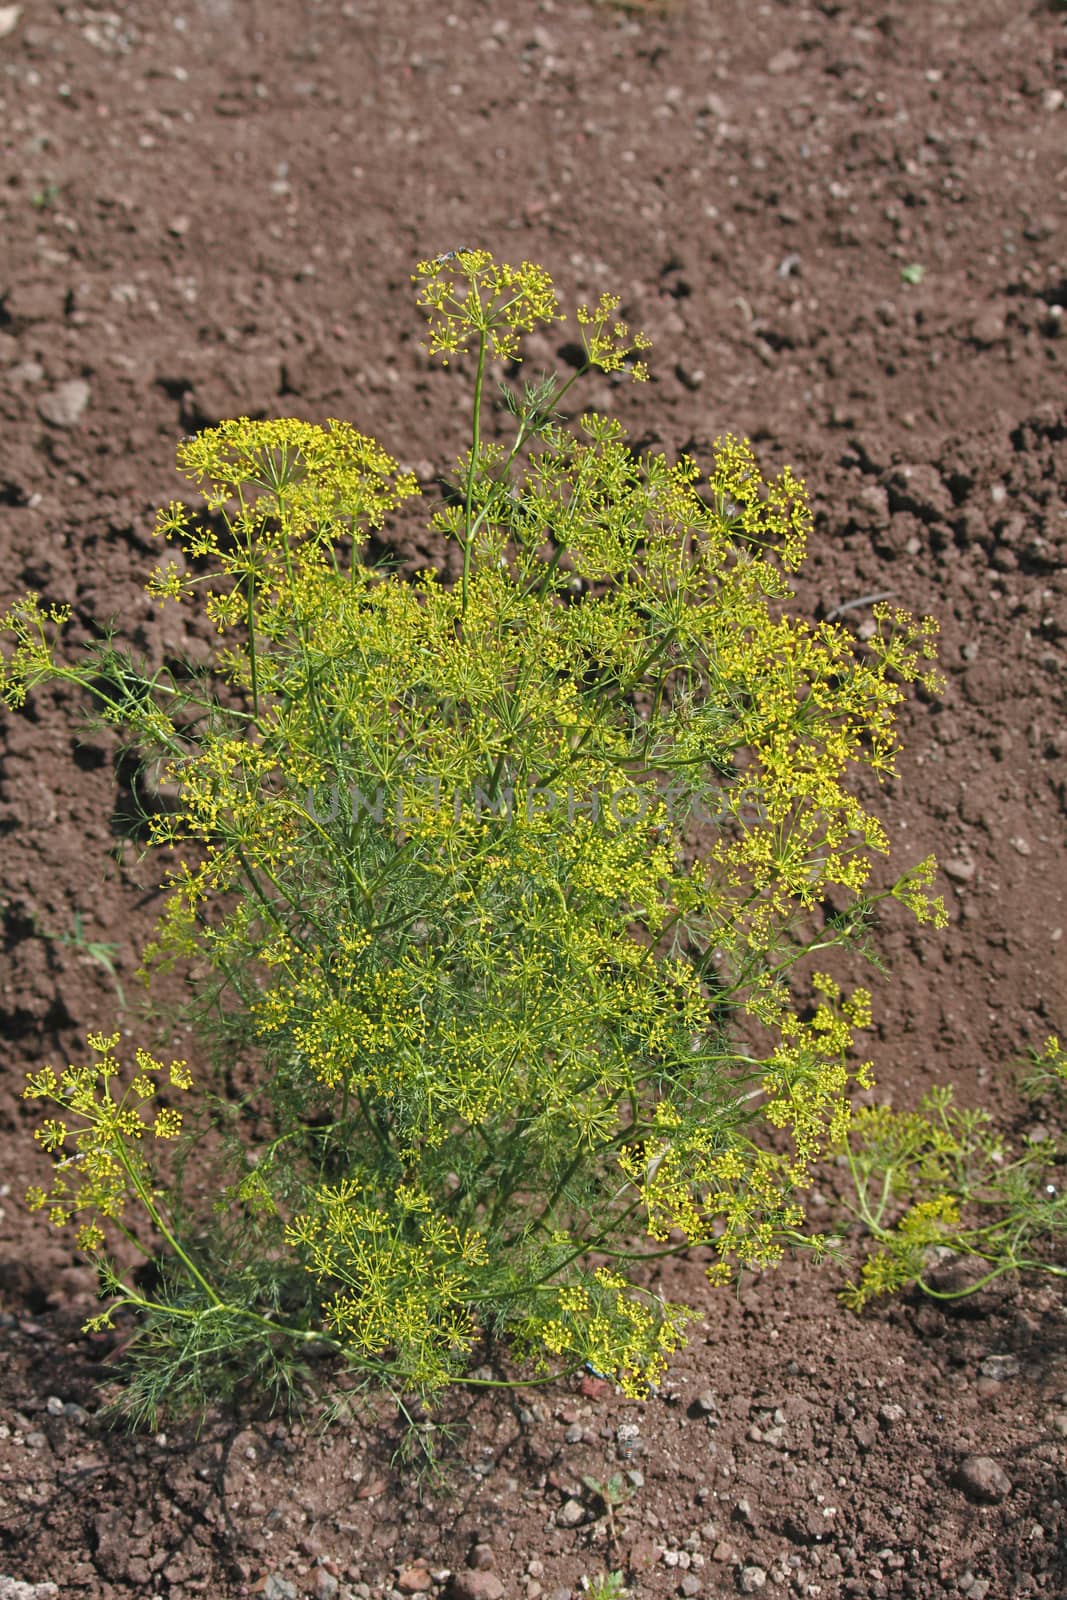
[839,1036,1067,1306]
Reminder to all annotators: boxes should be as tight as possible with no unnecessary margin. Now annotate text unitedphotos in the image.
[303,779,768,829]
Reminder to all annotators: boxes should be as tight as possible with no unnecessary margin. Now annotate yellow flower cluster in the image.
[836,1073,1067,1310]
[22,1033,193,1248]
[255,940,426,1098]
[576,292,652,381]
[843,1192,963,1308]
[412,250,563,366]
[0,594,73,709]
[173,416,419,532]
[286,1176,489,1391]
[517,1267,692,1398]
[617,978,877,1274]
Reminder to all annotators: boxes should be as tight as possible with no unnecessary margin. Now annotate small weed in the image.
[582,1472,633,1550]
[34,911,126,1010]
[838,1037,1067,1306]
[581,1573,629,1600]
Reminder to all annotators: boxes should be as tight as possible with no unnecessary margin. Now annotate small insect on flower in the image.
[615,1422,641,1457]
[432,247,473,266]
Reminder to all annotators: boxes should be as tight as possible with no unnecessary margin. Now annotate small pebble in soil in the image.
[675,361,705,391]
[579,1373,611,1400]
[396,1568,434,1595]
[37,379,91,428]
[978,1353,1020,1380]
[262,1577,298,1600]
[450,1573,505,1600]
[955,1455,1012,1503]
[738,1567,767,1593]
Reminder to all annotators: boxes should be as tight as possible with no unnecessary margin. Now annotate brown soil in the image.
[1,2,1065,1598]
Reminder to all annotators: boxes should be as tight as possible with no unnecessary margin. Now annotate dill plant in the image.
[839,1036,1067,1306]
[3,249,948,1425]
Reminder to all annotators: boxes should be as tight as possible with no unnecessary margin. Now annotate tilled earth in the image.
[0,2,1065,1598]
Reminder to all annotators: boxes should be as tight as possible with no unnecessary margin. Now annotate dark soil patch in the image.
[0,2,1065,1598]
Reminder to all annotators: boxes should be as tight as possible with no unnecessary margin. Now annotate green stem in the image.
[461,330,489,620]
[521,1196,648,1294]
[458,353,591,621]
[916,1254,1067,1300]
[231,844,317,948]
[104,1284,349,1353]
[453,1360,587,1390]
[354,1084,397,1170]
[115,1143,224,1309]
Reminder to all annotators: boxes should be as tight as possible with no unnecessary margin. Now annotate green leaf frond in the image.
[838,1063,1067,1309]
